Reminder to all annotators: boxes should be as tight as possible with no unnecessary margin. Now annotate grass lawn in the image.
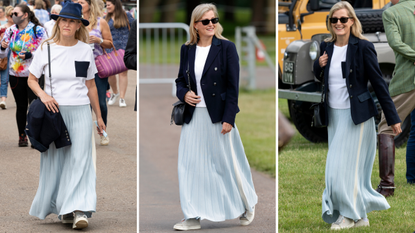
[278,98,415,232]
[237,89,276,177]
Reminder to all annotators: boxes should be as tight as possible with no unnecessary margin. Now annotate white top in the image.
[328,44,350,109]
[194,45,211,108]
[44,20,55,38]
[29,41,97,106]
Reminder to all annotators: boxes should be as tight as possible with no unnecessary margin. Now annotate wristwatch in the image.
[99,38,103,44]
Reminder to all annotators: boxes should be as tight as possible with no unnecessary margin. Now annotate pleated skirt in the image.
[322,107,390,224]
[178,107,258,222]
[29,105,96,220]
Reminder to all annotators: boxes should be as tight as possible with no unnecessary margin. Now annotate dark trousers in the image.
[94,73,108,126]
[9,75,36,136]
[407,110,415,183]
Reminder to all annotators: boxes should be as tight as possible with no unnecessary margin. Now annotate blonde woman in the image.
[173,3,257,231]
[313,1,401,230]
[78,0,112,145]
[27,2,105,229]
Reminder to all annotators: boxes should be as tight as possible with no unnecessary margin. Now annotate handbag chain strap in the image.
[47,42,52,97]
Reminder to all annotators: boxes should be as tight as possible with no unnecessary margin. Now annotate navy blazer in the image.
[313,35,400,126]
[175,36,240,127]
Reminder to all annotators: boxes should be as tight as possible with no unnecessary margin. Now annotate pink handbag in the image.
[95,43,128,78]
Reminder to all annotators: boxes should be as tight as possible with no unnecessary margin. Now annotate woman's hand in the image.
[319,51,328,68]
[391,123,402,136]
[1,40,7,49]
[89,35,101,45]
[184,91,201,106]
[96,117,106,136]
[18,51,25,59]
[39,93,59,113]
[221,122,232,135]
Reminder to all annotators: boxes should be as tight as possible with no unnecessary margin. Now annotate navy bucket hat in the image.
[51,1,89,26]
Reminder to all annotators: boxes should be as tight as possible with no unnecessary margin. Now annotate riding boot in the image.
[376,134,395,197]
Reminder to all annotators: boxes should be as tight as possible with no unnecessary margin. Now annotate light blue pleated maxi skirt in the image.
[322,107,390,224]
[178,107,258,222]
[29,105,96,220]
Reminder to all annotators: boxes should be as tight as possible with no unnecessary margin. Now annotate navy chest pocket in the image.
[75,61,90,78]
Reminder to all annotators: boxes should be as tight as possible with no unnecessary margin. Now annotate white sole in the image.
[73,219,88,229]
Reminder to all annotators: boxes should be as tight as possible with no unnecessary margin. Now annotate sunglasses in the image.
[329,17,352,24]
[196,18,219,26]
[11,12,20,17]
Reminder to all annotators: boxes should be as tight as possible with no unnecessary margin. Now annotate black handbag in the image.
[310,70,327,128]
[170,61,191,126]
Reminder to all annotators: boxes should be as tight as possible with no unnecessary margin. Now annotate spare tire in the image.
[355,9,385,33]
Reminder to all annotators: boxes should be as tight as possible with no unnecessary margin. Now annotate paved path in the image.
[139,65,276,232]
[0,71,137,232]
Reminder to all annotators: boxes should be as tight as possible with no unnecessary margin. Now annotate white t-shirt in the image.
[44,20,55,38]
[29,41,97,106]
[328,44,350,109]
[194,45,211,108]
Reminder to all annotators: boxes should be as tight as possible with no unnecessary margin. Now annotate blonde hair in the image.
[34,0,44,9]
[85,0,103,30]
[186,3,228,45]
[5,5,12,16]
[325,1,368,42]
[41,17,89,49]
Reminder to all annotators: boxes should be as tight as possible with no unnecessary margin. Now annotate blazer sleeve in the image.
[175,44,188,102]
[222,42,240,127]
[364,42,401,126]
[383,10,415,61]
[313,41,326,81]
[124,19,137,70]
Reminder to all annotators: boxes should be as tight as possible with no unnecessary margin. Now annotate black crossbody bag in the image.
[170,60,191,126]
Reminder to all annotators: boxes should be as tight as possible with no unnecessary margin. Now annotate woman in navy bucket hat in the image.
[27,1,105,230]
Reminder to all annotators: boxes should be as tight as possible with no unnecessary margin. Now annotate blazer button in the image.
[350,69,352,73]
[212,93,216,97]
[214,67,217,71]
[349,84,352,88]
[350,95,353,98]
[213,82,217,86]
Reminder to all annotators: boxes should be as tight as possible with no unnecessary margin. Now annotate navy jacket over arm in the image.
[313,34,400,126]
[175,36,240,127]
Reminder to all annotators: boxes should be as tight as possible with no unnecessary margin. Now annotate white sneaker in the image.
[108,93,119,105]
[330,215,354,230]
[354,218,369,228]
[61,213,74,224]
[0,101,6,109]
[173,218,201,231]
[73,211,88,229]
[100,135,109,146]
[119,98,127,107]
[240,207,255,226]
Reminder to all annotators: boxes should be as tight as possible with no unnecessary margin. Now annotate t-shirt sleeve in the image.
[29,45,45,79]
[86,49,97,80]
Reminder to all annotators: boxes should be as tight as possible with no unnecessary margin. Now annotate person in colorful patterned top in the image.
[0,3,47,147]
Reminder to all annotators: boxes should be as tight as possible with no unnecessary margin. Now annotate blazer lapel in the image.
[202,36,221,78]
[343,35,358,81]
[188,44,196,85]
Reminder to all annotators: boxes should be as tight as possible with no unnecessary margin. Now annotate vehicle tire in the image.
[288,99,328,143]
[370,66,410,148]
[355,9,384,33]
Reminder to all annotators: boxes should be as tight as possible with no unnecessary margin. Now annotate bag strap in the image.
[100,41,117,58]
[47,42,52,97]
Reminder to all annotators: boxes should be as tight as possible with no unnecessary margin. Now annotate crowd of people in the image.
[0,0,136,147]
[0,0,137,230]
